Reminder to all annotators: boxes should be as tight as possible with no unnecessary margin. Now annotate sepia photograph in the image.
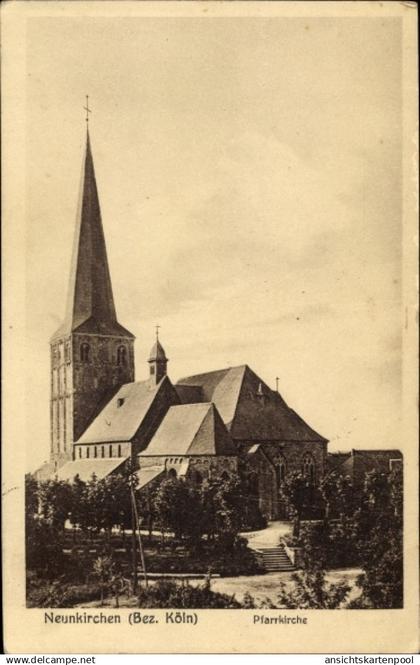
[2,0,418,654]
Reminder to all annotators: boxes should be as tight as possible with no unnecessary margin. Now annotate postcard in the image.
[2,0,418,654]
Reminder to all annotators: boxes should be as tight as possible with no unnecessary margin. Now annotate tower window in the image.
[80,343,90,363]
[101,446,105,458]
[64,342,71,363]
[109,445,113,458]
[117,398,125,408]
[150,365,155,375]
[78,447,82,459]
[52,346,59,367]
[117,345,127,366]
[94,446,97,458]
[86,447,90,459]
[302,453,316,483]
[118,444,122,457]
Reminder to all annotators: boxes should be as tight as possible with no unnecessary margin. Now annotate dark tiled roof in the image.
[177,365,326,443]
[327,452,352,473]
[141,403,236,456]
[77,377,170,444]
[175,384,204,404]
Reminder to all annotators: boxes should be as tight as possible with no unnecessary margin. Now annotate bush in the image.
[26,577,102,608]
[137,579,242,608]
[276,570,351,609]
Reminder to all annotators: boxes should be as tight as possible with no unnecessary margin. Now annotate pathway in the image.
[241,521,292,551]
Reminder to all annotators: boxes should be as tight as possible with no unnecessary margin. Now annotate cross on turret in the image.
[84,95,92,124]
[148,329,168,385]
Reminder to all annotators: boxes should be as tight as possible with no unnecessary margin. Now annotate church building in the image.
[37,127,329,521]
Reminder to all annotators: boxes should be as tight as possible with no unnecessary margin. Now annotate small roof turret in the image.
[148,327,168,384]
[148,338,168,363]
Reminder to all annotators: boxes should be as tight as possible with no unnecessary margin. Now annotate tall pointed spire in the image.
[52,129,133,340]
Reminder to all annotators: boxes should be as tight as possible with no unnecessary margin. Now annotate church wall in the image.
[50,332,135,470]
[71,333,135,443]
[50,337,75,469]
[242,440,328,520]
[74,441,131,460]
[185,456,238,480]
[242,450,277,520]
[263,440,328,482]
[140,455,238,481]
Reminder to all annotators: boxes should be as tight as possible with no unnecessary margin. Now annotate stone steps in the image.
[259,545,295,572]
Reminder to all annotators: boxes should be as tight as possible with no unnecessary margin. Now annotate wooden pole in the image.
[131,485,148,589]
[131,488,138,594]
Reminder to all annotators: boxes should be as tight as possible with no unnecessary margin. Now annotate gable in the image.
[231,366,326,442]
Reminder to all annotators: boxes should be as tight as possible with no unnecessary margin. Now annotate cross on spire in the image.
[84,95,92,124]
[155,325,161,340]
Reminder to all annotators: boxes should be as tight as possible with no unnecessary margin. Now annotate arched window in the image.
[249,472,259,496]
[64,342,71,363]
[109,444,113,458]
[52,346,59,367]
[302,453,316,483]
[80,343,90,363]
[118,444,122,457]
[86,447,90,459]
[94,446,97,458]
[101,446,105,458]
[276,455,287,486]
[117,345,127,366]
[168,468,177,479]
[192,470,203,486]
[78,447,82,459]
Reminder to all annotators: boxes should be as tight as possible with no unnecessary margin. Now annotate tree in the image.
[38,478,73,530]
[137,483,158,540]
[25,474,39,521]
[203,475,243,549]
[351,468,403,608]
[279,472,319,539]
[154,476,191,539]
[92,555,124,607]
[26,515,66,577]
[320,472,355,520]
[276,570,351,609]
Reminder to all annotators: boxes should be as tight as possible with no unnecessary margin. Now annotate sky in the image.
[25,15,402,471]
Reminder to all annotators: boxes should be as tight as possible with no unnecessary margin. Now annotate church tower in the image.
[148,330,168,385]
[50,127,135,469]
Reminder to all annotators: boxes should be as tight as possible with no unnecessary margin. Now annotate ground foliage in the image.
[136,579,242,609]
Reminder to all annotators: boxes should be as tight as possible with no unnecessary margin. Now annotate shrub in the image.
[26,578,102,608]
[26,517,67,578]
[137,579,242,608]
